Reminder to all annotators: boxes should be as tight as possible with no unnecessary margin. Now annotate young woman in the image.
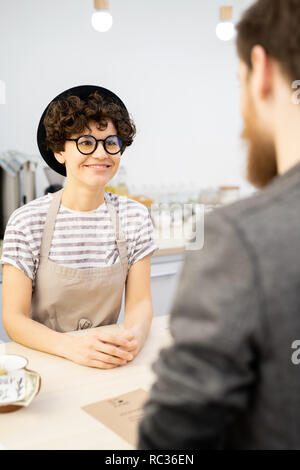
[1,85,158,369]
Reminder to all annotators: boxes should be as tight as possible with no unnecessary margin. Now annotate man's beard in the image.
[241,91,278,189]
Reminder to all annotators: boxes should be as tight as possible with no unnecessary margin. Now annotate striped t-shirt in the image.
[0,191,158,291]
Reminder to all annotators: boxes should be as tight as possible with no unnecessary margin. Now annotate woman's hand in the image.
[65,330,138,369]
[120,327,145,360]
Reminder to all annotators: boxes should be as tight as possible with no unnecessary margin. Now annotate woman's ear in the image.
[54,151,65,166]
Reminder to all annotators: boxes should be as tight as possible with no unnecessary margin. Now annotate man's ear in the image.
[250,45,273,100]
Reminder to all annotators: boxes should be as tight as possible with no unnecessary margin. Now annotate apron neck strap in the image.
[40,189,63,258]
[104,192,128,278]
[104,192,126,241]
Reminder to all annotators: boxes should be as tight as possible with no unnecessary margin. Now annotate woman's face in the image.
[54,119,121,189]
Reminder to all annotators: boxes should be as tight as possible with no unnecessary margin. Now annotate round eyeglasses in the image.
[65,134,123,155]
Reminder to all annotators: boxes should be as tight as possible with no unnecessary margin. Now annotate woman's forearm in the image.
[123,299,153,351]
[4,312,72,359]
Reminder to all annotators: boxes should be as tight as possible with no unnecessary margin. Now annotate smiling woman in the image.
[0,85,158,370]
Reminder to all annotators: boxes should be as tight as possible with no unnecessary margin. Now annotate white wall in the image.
[0,0,254,198]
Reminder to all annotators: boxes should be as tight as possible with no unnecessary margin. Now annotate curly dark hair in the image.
[236,0,300,83]
[43,91,136,155]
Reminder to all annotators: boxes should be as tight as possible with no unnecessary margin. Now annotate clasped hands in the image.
[67,327,141,369]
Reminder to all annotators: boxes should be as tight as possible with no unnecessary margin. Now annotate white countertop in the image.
[0,315,172,450]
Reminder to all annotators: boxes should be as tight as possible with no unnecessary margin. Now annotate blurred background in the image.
[0,0,254,204]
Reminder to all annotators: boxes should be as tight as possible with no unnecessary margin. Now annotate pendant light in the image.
[216,6,235,41]
[0,80,5,104]
[92,0,113,32]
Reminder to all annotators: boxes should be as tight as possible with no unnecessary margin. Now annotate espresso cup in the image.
[0,354,28,373]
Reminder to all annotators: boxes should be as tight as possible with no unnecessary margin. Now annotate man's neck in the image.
[274,98,300,175]
[277,151,300,175]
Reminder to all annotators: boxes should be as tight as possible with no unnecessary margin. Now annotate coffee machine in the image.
[0,161,36,238]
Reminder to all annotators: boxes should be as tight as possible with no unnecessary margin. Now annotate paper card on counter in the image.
[82,388,150,447]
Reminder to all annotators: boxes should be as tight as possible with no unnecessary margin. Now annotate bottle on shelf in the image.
[104,183,116,193]
[219,185,240,204]
[104,173,117,193]
[114,166,129,197]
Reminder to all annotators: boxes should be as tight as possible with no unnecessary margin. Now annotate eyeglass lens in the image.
[77,135,122,155]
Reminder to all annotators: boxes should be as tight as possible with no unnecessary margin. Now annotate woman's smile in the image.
[83,163,112,171]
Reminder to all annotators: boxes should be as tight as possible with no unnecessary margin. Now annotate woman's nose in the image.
[93,141,107,158]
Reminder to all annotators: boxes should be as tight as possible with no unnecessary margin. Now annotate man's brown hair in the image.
[236,0,300,82]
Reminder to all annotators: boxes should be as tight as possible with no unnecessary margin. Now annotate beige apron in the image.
[30,188,129,333]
